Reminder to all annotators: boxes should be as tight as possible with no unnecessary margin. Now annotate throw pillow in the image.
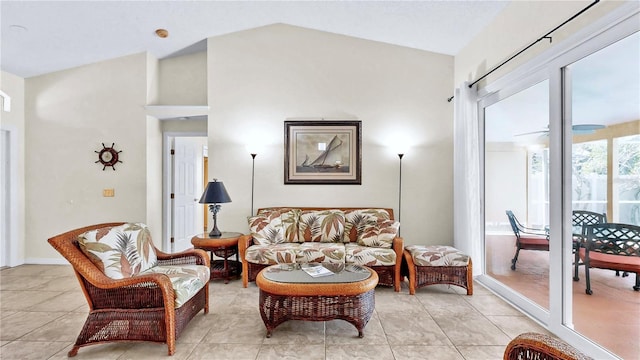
[78,223,158,279]
[248,212,284,245]
[356,219,399,249]
[343,209,391,242]
[298,209,345,243]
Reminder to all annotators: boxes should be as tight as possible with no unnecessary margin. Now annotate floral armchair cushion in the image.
[78,223,158,279]
[356,219,399,249]
[343,209,391,243]
[141,264,209,308]
[298,209,345,243]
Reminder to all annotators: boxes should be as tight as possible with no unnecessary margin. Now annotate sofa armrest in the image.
[238,234,254,288]
[156,248,210,268]
[392,236,403,292]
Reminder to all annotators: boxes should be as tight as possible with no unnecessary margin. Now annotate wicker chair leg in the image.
[466,258,474,295]
[68,346,80,357]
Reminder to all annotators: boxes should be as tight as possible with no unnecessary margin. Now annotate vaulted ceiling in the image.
[1,1,509,78]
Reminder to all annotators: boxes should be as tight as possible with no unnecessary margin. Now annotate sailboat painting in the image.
[284,120,362,184]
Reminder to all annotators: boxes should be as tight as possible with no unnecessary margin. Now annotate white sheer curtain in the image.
[453,82,482,276]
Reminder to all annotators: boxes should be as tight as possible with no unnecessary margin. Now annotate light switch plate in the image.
[103,189,115,197]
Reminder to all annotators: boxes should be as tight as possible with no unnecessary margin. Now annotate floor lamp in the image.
[250,153,257,216]
[398,153,404,236]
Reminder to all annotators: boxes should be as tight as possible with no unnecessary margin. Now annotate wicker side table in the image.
[256,264,378,338]
[191,232,242,283]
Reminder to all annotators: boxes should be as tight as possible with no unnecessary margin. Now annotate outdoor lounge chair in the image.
[506,210,549,270]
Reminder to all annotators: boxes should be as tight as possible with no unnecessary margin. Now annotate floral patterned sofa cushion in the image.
[295,242,346,264]
[343,209,391,243]
[245,243,299,265]
[280,209,301,243]
[405,245,470,266]
[356,219,399,249]
[345,243,396,266]
[248,213,284,245]
[140,264,209,308]
[78,223,158,279]
[298,209,345,243]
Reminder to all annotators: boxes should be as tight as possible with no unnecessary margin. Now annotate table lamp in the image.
[199,179,232,237]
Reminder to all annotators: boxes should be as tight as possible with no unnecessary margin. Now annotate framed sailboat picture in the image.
[284,120,362,184]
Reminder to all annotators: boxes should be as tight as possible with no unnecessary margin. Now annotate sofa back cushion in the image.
[298,209,345,243]
[78,223,158,279]
[343,209,391,243]
[356,219,399,249]
[248,212,285,245]
[280,209,302,243]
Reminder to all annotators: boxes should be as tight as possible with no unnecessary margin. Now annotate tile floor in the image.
[486,234,639,360]
[0,264,552,360]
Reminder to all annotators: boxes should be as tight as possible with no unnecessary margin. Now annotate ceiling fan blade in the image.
[572,124,605,134]
[515,130,548,137]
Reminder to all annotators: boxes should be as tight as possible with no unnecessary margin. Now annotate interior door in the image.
[172,138,200,252]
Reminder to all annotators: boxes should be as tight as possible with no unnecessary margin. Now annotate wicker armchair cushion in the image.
[345,243,396,266]
[295,242,346,264]
[298,209,345,243]
[245,243,299,265]
[78,223,158,279]
[356,219,399,249]
[343,209,391,243]
[406,245,470,266]
[140,264,210,307]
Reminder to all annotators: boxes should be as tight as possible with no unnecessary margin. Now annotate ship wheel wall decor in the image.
[95,143,123,170]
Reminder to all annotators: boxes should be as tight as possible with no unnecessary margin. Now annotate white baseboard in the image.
[24,258,69,265]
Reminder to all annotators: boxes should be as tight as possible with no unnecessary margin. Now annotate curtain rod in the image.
[447,0,600,102]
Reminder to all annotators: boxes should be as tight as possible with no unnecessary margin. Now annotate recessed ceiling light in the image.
[155,29,169,38]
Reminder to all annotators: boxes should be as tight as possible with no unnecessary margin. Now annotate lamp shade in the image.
[199,179,232,204]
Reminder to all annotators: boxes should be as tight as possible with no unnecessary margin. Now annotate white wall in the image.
[485,143,528,229]
[0,71,26,264]
[158,51,207,106]
[145,54,164,238]
[207,24,454,246]
[24,53,157,261]
[455,0,625,86]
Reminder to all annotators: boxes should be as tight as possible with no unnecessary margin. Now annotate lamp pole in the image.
[251,153,257,216]
[398,153,404,235]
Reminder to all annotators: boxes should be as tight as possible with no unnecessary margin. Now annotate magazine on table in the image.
[301,263,334,277]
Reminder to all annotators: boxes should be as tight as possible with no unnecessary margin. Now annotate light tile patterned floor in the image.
[0,265,551,360]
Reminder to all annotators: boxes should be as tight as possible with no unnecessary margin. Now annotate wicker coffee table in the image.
[256,263,379,338]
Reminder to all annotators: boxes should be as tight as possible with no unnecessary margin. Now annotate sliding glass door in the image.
[483,80,550,312]
[478,13,638,359]
[565,31,640,359]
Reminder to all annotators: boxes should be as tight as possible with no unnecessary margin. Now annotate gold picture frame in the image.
[284,120,362,184]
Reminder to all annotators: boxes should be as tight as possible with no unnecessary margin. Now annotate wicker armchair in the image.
[48,223,210,356]
[504,332,593,360]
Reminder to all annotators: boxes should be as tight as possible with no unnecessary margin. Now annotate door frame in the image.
[0,124,19,267]
[162,131,207,252]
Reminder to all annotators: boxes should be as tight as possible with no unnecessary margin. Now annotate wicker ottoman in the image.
[404,245,473,295]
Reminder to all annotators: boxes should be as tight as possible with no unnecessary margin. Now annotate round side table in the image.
[191,232,243,283]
